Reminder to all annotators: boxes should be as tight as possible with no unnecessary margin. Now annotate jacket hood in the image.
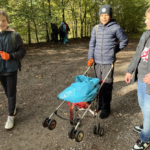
[6,27,15,32]
[60,22,65,26]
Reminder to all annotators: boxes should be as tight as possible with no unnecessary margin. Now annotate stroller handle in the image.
[98,63,114,91]
[83,63,113,76]
[83,66,91,75]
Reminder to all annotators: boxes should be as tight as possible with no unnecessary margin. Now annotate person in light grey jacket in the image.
[125,7,150,150]
[88,4,128,119]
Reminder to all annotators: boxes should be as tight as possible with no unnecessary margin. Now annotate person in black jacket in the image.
[51,23,59,43]
[0,10,26,129]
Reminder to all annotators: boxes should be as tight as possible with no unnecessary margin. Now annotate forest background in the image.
[1,0,150,44]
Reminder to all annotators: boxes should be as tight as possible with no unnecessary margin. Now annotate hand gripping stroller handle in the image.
[83,62,113,79]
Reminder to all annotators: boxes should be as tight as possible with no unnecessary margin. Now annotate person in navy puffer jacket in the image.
[88,4,128,119]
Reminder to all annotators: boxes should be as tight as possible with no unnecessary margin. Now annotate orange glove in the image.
[0,51,10,60]
[87,59,94,66]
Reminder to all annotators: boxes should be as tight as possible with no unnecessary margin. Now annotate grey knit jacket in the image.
[126,30,150,94]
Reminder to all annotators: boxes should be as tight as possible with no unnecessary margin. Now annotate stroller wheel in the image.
[93,125,98,134]
[75,130,84,142]
[48,119,56,130]
[98,127,104,136]
[68,127,76,139]
[42,117,50,127]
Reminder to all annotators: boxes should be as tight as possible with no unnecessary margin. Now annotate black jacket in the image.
[0,28,26,75]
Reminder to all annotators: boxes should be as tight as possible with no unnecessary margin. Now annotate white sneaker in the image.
[5,116,15,129]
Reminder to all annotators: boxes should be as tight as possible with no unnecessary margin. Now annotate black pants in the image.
[59,31,65,43]
[98,82,113,111]
[94,64,114,111]
[1,72,17,116]
[51,32,58,43]
[54,33,58,43]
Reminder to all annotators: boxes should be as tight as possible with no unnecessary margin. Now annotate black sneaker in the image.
[134,125,143,133]
[99,110,110,119]
[132,139,150,150]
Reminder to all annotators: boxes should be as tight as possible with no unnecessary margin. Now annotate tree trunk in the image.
[48,0,51,17]
[79,0,87,38]
[48,0,52,39]
[33,21,39,43]
[87,23,88,37]
[43,1,50,42]
[46,23,50,42]
[28,20,31,44]
[81,22,83,38]
[79,1,83,38]
[62,0,65,21]
[76,19,77,38]
[63,9,65,22]
[72,22,74,38]
[30,0,39,43]
[84,3,87,37]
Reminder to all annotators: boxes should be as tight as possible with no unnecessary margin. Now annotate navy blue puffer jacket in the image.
[0,28,26,74]
[88,19,128,64]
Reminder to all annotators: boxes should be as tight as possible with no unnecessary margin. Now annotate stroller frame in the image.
[42,63,114,142]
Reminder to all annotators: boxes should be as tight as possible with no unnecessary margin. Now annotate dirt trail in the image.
[0,38,146,150]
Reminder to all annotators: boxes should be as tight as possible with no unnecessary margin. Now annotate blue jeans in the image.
[137,79,150,142]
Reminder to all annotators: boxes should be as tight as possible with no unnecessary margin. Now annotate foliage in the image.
[1,0,149,43]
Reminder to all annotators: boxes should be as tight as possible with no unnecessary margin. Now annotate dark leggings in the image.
[1,72,17,116]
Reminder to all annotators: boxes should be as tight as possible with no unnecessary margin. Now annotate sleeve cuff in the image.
[9,54,14,59]
[125,69,132,74]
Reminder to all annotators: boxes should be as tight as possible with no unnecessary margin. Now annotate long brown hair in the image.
[0,10,9,23]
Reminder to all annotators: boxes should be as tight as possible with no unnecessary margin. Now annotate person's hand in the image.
[125,73,132,84]
[87,59,94,66]
[143,73,150,84]
[0,51,10,60]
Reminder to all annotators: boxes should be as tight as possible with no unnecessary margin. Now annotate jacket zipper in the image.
[101,26,105,64]
[1,34,5,73]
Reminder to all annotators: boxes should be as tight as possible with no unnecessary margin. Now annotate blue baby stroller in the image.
[42,64,113,142]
